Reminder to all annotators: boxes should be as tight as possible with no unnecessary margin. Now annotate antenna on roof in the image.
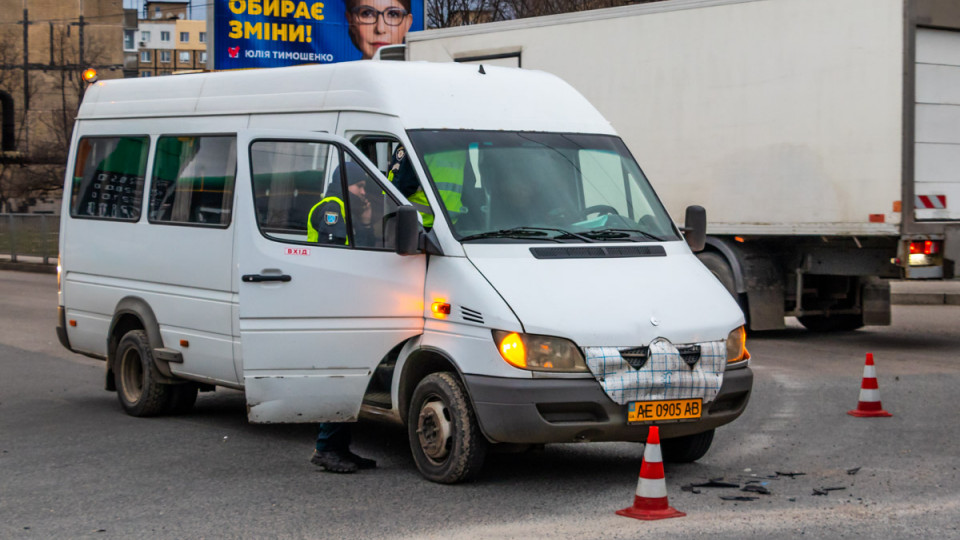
[478,64,486,75]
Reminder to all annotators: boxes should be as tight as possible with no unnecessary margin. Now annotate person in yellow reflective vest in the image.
[306,162,373,245]
[305,163,378,473]
[388,145,464,227]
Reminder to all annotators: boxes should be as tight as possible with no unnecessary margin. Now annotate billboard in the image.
[213,0,423,69]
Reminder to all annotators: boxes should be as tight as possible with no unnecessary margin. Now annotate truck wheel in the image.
[165,383,199,415]
[697,252,736,298]
[116,330,172,417]
[797,314,864,332]
[660,429,714,463]
[408,372,487,484]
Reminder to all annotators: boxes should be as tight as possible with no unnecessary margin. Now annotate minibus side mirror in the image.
[395,205,421,255]
[683,205,707,252]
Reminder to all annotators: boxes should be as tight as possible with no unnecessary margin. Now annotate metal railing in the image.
[0,214,60,264]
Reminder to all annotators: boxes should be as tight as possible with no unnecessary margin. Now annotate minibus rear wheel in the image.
[408,372,487,484]
[116,330,173,417]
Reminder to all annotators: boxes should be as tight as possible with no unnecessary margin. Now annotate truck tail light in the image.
[909,241,941,255]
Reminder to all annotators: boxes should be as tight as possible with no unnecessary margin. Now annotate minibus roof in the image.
[77,61,615,135]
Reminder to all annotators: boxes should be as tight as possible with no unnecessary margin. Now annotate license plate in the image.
[627,398,702,424]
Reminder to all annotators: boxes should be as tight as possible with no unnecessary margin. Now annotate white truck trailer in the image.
[405,0,960,330]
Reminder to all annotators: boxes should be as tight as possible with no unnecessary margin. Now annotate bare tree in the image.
[428,0,669,28]
[0,22,116,212]
[0,29,40,213]
[426,0,512,28]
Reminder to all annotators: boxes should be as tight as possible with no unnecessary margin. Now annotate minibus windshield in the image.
[406,130,680,243]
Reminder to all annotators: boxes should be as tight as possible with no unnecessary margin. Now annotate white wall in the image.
[409,0,906,234]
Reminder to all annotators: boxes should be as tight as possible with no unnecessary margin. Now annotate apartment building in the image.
[137,1,206,77]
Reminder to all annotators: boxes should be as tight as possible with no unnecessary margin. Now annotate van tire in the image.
[408,372,487,484]
[165,383,199,415]
[660,429,714,463]
[115,330,172,417]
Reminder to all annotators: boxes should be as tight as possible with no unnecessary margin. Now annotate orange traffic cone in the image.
[847,353,893,417]
[616,426,686,520]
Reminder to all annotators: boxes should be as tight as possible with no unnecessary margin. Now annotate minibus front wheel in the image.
[408,372,487,484]
[115,330,173,417]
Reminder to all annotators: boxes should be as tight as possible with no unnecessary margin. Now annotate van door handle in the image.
[242,274,292,283]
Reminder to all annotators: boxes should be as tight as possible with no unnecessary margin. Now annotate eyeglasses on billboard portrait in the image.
[350,6,409,26]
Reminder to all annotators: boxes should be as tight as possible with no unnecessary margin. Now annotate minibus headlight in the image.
[492,330,589,372]
[725,326,750,364]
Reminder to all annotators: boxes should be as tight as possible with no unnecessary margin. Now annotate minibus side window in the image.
[70,136,149,221]
[351,136,400,176]
[251,140,346,245]
[343,151,402,251]
[148,135,237,227]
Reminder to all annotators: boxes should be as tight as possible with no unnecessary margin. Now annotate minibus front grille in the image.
[619,344,702,369]
[529,245,666,259]
[619,346,649,369]
[460,306,484,324]
[677,345,702,367]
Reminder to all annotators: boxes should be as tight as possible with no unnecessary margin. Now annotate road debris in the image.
[681,484,702,494]
[847,467,861,475]
[776,471,806,478]
[690,478,740,488]
[742,484,772,495]
[720,496,759,501]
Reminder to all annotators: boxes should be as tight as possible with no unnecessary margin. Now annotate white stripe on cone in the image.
[863,365,877,378]
[644,441,662,463]
[638,479,668,498]
[859,388,881,402]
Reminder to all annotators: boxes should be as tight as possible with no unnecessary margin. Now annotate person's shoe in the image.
[345,450,377,470]
[310,450,358,473]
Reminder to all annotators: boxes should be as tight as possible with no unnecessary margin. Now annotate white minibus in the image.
[57,60,752,483]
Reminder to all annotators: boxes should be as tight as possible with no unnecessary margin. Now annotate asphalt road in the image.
[1,270,958,539]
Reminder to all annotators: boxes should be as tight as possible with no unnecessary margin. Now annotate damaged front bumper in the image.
[465,366,753,444]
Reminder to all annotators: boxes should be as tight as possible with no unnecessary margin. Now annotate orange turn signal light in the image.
[431,302,451,318]
[497,332,526,368]
[82,68,98,83]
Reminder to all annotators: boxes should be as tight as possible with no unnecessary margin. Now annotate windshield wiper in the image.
[460,226,594,243]
[581,228,664,242]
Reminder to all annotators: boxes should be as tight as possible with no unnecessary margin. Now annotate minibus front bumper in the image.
[464,367,752,443]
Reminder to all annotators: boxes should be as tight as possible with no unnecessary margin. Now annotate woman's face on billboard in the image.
[347,0,413,59]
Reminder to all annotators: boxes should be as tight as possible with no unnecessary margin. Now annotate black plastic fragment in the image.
[776,471,806,478]
[691,478,740,488]
[721,496,759,501]
[847,467,861,475]
[742,484,771,495]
